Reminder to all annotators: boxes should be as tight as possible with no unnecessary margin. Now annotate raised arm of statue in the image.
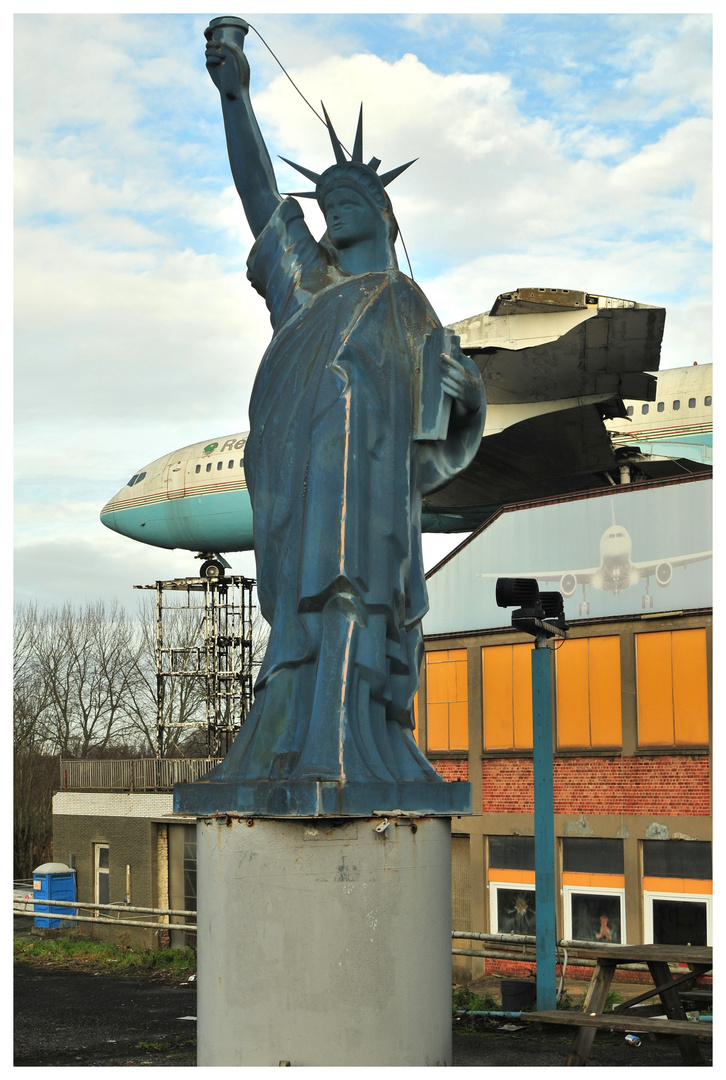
[204,17,282,238]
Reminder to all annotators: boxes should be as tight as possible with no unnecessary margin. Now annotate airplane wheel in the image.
[200,559,224,580]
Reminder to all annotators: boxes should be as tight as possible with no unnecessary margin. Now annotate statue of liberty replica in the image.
[176,18,487,1066]
[176,16,484,817]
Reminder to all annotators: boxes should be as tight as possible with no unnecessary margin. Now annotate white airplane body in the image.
[100,288,711,573]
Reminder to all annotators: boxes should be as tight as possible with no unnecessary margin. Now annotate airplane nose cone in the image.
[100,496,121,534]
[100,484,151,543]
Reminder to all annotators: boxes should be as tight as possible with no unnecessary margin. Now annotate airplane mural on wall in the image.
[479,502,712,615]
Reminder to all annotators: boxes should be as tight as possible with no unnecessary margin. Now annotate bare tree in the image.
[13,588,266,874]
[14,604,58,877]
[32,601,143,757]
[124,594,208,757]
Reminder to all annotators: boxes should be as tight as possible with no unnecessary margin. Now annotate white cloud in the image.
[13,12,712,610]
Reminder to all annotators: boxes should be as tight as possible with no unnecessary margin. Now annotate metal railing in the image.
[13,895,196,933]
[59,757,223,793]
[11,906,648,966]
[451,931,653,973]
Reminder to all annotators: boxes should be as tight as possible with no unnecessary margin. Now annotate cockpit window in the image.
[127,474,139,487]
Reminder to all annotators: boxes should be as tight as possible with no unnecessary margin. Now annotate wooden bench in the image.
[519,944,712,1066]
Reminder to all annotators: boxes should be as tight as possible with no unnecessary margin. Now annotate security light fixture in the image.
[495,577,569,640]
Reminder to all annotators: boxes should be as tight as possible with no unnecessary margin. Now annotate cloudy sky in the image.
[13,8,712,611]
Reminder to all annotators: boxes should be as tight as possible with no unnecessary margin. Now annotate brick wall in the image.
[481,755,710,816]
[430,758,469,783]
[53,811,162,948]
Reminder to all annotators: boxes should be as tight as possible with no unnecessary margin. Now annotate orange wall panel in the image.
[636,631,674,746]
[512,644,534,750]
[556,638,589,747]
[427,702,450,752]
[483,645,514,750]
[449,700,469,751]
[425,649,469,751]
[589,636,622,747]
[672,629,709,746]
[642,876,712,895]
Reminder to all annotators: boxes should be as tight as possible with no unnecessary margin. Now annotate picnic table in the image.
[519,944,712,1066]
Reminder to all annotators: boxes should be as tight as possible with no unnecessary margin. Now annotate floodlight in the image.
[495,577,540,610]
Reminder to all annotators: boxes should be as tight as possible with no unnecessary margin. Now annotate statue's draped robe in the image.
[212,199,484,787]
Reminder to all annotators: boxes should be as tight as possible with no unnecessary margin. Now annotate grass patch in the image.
[13,935,196,981]
[452,985,500,1013]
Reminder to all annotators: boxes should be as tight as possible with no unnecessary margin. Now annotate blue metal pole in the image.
[531,639,556,1011]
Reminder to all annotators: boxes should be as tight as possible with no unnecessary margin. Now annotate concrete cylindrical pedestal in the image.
[196,815,452,1066]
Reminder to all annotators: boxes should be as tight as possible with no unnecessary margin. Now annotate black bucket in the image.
[501,979,536,1011]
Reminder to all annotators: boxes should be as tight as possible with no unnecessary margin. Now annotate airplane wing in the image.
[477,568,600,586]
[423,291,685,533]
[423,399,627,530]
[633,551,713,578]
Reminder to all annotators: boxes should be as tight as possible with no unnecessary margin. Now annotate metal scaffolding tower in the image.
[135,575,256,758]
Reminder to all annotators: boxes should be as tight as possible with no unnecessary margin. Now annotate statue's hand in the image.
[440,351,483,416]
[205,37,250,101]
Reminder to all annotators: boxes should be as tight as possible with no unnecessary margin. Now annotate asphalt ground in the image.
[14,920,713,1068]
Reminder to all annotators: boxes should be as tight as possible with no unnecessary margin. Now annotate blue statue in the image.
[175,17,485,817]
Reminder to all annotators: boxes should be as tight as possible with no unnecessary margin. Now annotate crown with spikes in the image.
[281,104,416,211]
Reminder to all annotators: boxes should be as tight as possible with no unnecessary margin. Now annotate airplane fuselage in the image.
[101,434,253,553]
[100,289,710,562]
[598,526,637,593]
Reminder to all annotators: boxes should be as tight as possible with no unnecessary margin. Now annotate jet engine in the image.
[560,573,577,597]
[655,561,673,587]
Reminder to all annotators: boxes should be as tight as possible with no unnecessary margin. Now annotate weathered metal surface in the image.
[195,815,453,1065]
[175,17,483,816]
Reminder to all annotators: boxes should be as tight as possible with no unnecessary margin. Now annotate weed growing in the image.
[13,935,196,980]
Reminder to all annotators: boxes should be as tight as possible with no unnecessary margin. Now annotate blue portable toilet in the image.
[33,862,77,928]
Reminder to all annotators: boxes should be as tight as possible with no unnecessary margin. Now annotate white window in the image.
[94,843,110,911]
[643,891,712,947]
[563,885,626,944]
[489,881,536,936]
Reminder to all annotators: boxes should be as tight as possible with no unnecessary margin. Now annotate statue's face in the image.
[323,186,382,249]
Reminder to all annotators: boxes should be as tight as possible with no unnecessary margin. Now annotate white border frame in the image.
[643,890,712,947]
[562,883,627,944]
[489,880,537,935]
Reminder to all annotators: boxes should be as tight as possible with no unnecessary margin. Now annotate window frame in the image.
[562,883,627,945]
[489,878,537,936]
[94,842,110,913]
[643,890,712,947]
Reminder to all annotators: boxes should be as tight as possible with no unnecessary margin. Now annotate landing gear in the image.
[199,559,225,580]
